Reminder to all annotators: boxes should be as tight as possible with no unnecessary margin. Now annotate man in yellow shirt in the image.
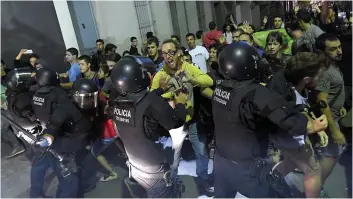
[151,39,214,193]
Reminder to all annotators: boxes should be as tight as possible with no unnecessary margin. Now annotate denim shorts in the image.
[90,139,115,157]
[317,121,346,157]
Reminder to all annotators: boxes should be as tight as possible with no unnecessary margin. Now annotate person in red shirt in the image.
[203,21,225,49]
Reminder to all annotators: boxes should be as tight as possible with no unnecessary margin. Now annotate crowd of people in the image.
[0,1,352,198]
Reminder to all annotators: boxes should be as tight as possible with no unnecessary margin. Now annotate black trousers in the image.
[213,151,272,198]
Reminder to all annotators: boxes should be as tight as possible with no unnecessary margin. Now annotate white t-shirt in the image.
[293,88,309,146]
[294,88,308,106]
[224,32,233,44]
[187,45,209,73]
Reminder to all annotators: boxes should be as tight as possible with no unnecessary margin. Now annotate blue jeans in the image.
[30,153,78,198]
[170,122,209,182]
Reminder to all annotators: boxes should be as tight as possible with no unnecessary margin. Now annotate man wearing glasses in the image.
[151,39,214,194]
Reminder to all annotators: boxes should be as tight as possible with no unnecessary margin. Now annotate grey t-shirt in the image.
[296,24,324,52]
[316,65,345,121]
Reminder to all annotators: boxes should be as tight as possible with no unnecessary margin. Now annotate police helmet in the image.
[5,67,32,91]
[110,56,151,94]
[218,42,260,80]
[72,79,98,109]
[36,68,60,87]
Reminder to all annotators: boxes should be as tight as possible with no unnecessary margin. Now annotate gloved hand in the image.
[35,136,51,147]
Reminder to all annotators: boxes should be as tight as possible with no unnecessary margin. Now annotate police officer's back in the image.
[108,56,188,197]
[212,43,310,198]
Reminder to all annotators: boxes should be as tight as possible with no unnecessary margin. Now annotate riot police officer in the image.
[212,43,328,198]
[71,79,102,197]
[30,68,91,198]
[108,56,188,198]
[2,67,36,158]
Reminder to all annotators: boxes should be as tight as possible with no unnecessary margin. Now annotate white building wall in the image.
[175,1,189,47]
[90,1,141,54]
[203,1,214,30]
[235,4,242,23]
[240,1,252,24]
[251,5,261,29]
[54,0,217,54]
[53,0,80,51]
[185,1,199,35]
[150,1,174,43]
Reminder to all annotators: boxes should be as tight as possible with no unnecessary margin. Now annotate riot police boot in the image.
[268,170,293,198]
[124,177,147,198]
[6,146,25,159]
[195,177,214,196]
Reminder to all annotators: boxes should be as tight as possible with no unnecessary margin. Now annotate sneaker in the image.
[320,189,330,198]
[6,147,25,159]
[100,171,119,182]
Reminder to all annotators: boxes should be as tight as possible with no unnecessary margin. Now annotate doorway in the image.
[67,1,99,55]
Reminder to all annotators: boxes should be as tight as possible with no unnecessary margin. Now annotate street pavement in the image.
[1,141,352,198]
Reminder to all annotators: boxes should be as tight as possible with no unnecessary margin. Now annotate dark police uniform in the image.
[212,43,308,198]
[2,68,37,158]
[108,56,187,198]
[30,68,91,198]
[69,79,102,197]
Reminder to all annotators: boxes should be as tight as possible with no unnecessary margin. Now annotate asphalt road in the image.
[1,141,351,198]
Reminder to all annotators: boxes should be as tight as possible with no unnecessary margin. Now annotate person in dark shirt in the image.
[104,43,117,55]
[14,49,39,70]
[91,39,105,72]
[129,37,141,56]
[146,37,164,71]
[267,52,327,198]
[319,3,342,37]
[78,55,96,81]
[259,31,291,83]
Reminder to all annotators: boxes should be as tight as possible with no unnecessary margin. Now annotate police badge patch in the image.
[113,106,136,126]
[213,87,233,110]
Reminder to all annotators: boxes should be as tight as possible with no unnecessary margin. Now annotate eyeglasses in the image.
[162,50,177,57]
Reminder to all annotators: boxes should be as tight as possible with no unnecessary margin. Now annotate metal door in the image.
[68,1,99,55]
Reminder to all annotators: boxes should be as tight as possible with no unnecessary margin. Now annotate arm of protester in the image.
[15,49,26,60]
[151,71,174,100]
[200,87,213,99]
[185,64,213,87]
[60,82,73,89]
[59,72,68,78]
